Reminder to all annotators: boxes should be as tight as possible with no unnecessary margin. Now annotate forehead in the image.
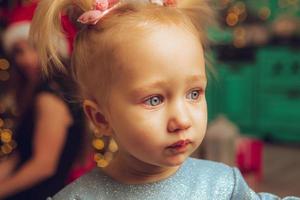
[116,26,205,78]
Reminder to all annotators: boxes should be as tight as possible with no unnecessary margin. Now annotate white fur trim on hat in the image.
[2,21,69,57]
[2,21,31,54]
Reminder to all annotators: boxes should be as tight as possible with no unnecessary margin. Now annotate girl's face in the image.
[106,26,207,168]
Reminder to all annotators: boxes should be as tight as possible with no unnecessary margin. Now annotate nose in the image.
[167,101,191,133]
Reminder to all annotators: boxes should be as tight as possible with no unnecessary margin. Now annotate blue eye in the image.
[187,90,200,100]
[145,96,163,106]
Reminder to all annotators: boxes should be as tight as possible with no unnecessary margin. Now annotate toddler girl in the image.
[30,0,299,199]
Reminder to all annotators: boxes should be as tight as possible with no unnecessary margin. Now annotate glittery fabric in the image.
[49,158,300,200]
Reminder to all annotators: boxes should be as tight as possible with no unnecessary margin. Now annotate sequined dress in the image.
[50,158,299,200]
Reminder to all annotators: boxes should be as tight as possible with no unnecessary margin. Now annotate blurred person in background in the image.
[0,2,88,199]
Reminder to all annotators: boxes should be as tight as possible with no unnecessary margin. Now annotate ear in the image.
[83,99,113,136]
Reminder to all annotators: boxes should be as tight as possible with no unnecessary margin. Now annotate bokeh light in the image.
[226,12,239,26]
[259,7,271,21]
[0,59,10,70]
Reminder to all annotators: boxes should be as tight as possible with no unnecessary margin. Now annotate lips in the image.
[168,139,191,148]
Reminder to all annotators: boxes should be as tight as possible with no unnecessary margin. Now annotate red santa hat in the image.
[2,2,76,57]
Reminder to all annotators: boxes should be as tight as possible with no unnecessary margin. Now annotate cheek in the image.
[191,100,207,134]
[109,107,166,148]
[191,98,207,118]
[113,123,163,160]
[111,103,165,132]
[115,114,164,141]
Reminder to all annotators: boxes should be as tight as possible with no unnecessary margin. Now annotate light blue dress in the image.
[50,158,299,200]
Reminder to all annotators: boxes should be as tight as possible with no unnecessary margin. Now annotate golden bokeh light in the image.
[1,143,13,154]
[226,12,239,26]
[259,7,271,20]
[1,130,12,143]
[0,59,10,70]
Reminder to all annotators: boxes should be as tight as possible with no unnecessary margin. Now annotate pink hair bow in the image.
[77,0,120,25]
[77,0,177,25]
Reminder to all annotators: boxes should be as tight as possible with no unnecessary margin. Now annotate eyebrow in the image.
[130,80,168,97]
[130,75,207,96]
[186,75,207,85]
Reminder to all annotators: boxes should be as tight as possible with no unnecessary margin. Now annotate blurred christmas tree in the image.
[0,0,22,159]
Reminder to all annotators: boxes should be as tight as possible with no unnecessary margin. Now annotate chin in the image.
[163,154,188,167]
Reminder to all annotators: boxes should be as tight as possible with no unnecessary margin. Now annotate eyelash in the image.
[144,95,164,107]
[143,89,202,107]
[186,89,202,101]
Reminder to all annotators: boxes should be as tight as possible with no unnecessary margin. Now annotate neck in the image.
[103,151,180,184]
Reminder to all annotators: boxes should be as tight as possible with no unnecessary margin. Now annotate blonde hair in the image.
[30,0,215,105]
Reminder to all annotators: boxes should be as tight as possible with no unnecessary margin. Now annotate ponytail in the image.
[29,0,93,75]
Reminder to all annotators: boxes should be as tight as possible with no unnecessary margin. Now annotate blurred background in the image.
[202,0,300,197]
[0,0,299,198]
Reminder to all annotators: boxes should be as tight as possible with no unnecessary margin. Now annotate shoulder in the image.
[35,92,66,109]
[182,158,236,199]
[35,92,71,119]
[35,79,70,108]
[51,168,104,200]
[186,159,300,200]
